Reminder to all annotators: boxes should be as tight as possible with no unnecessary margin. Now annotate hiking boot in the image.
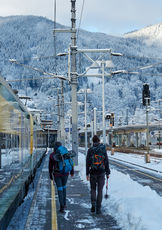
[91,206,95,213]
[96,208,101,214]
[59,206,65,213]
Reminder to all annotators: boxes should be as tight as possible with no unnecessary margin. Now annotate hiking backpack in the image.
[54,146,74,174]
[91,144,106,170]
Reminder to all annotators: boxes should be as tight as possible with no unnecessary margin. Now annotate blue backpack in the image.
[55,146,74,174]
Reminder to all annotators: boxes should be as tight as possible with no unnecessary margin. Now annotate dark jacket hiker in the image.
[86,135,110,214]
[49,142,74,213]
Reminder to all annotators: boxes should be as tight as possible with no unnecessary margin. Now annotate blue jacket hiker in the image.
[86,135,110,214]
[49,142,74,213]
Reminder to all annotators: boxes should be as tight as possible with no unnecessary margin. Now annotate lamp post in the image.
[78,88,92,154]
[101,60,106,144]
[101,59,114,144]
[93,107,97,135]
[157,99,162,149]
[49,87,62,143]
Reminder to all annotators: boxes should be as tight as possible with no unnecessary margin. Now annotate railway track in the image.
[109,157,162,196]
[109,156,162,174]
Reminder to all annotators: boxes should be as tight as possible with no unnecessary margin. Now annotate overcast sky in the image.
[1,0,162,35]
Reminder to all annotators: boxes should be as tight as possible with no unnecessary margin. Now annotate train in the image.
[0,75,56,229]
[0,75,48,167]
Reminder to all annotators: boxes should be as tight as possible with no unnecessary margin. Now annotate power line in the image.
[7,76,62,82]
[9,59,69,81]
[122,53,162,62]
[0,51,162,66]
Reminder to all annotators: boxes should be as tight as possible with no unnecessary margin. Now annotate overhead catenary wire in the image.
[7,58,162,83]
[4,48,162,82]
[6,76,64,82]
[9,59,69,82]
[2,51,162,65]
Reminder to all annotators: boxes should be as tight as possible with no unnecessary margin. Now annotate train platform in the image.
[10,152,121,230]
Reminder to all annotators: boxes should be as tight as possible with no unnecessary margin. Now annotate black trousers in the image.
[90,173,105,209]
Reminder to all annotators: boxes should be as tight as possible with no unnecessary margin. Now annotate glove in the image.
[70,168,74,177]
[86,175,90,181]
[70,172,74,177]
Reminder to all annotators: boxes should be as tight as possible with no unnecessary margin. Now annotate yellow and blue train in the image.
[0,75,49,229]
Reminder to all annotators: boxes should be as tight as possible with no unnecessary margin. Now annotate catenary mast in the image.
[71,0,78,164]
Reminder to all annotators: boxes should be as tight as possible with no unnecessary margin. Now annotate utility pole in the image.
[84,90,87,155]
[60,80,65,145]
[94,108,97,135]
[101,60,106,145]
[57,89,61,141]
[52,0,78,163]
[71,0,78,164]
[145,98,150,163]
[54,0,57,73]
[158,100,162,149]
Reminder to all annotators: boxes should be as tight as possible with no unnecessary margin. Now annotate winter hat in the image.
[54,141,62,152]
[92,135,100,143]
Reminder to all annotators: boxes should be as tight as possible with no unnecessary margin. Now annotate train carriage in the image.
[0,75,47,227]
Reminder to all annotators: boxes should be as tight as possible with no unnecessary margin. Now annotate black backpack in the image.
[90,144,106,170]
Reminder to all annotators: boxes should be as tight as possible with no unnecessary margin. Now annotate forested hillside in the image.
[0,15,162,125]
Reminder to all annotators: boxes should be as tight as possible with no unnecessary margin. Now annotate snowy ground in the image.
[6,148,162,230]
[77,148,162,230]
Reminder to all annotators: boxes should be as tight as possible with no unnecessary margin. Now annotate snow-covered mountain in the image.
[0,15,162,126]
[124,22,162,46]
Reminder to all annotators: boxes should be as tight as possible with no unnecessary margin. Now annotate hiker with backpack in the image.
[49,141,74,213]
[86,135,110,214]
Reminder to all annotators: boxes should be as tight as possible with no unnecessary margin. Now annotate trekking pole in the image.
[104,177,109,199]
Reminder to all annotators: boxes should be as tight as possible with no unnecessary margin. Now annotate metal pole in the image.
[0,148,1,169]
[91,120,94,140]
[68,47,71,81]
[69,115,71,143]
[48,127,49,148]
[159,100,161,149]
[57,89,61,141]
[85,90,87,154]
[102,60,106,144]
[94,108,97,135]
[60,80,65,145]
[54,0,57,73]
[126,108,129,125]
[145,99,150,163]
[71,0,78,164]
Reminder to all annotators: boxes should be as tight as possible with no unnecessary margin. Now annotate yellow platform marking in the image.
[51,181,58,230]
[112,161,162,182]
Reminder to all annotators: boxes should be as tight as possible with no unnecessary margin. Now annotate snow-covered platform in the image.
[57,171,120,230]
[4,149,162,230]
[6,152,121,230]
